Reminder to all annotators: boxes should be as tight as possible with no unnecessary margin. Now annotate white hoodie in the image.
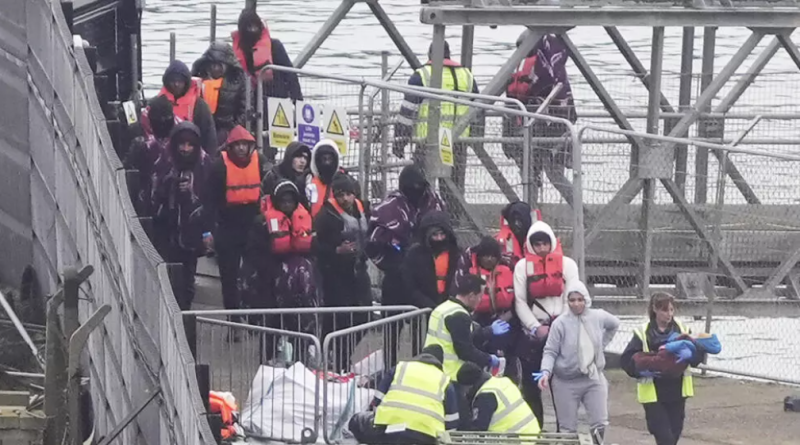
[513,220,580,331]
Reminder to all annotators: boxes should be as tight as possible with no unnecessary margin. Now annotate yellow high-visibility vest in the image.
[634,321,694,404]
[475,376,541,434]
[374,361,450,438]
[424,300,471,379]
[415,64,474,139]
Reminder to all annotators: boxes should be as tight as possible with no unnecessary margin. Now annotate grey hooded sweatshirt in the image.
[540,281,620,380]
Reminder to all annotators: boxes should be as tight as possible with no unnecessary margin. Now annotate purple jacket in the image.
[124,134,170,216]
[150,124,213,256]
[365,188,445,271]
[527,34,576,123]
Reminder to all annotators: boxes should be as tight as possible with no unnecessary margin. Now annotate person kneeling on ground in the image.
[348,345,483,445]
[465,372,541,434]
[537,281,619,444]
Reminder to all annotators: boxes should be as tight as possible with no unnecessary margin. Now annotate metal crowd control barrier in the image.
[321,308,432,444]
[438,431,593,445]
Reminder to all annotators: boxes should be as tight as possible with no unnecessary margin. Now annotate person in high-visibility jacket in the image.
[466,373,541,434]
[619,292,707,445]
[425,274,511,381]
[349,345,484,445]
[394,40,479,192]
[207,125,270,320]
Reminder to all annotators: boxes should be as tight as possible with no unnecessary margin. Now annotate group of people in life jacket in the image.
[120,6,706,443]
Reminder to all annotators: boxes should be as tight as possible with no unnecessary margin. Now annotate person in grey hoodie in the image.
[538,281,619,444]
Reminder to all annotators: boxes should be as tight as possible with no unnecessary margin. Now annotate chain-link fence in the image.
[0,0,216,443]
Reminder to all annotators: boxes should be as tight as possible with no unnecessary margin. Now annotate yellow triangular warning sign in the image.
[440,132,450,147]
[272,103,290,128]
[327,111,344,136]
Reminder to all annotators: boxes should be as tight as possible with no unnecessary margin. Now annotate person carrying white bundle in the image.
[537,281,620,444]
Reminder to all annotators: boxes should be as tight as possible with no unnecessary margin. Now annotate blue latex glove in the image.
[675,347,693,363]
[489,355,500,368]
[491,319,510,336]
[638,370,661,379]
[531,371,548,382]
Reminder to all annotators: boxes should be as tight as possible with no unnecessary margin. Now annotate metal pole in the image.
[256,79,264,152]
[130,34,139,103]
[169,32,176,62]
[210,5,217,44]
[380,51,390,198]
[358,84,369,200]
[674,27,694,194]
[294,0,355,68]
[571,125,585,281]
[696,27,716,204]
[461,25,474,69]
[43,289,65,445]
[426,24,446,179]
[245,78,252,132]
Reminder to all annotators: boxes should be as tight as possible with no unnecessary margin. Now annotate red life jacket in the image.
[209,391,237,439]
[158,78,203,122]
[232,26,274,81]
[469,253,515,314]
[222,150,261,205]
[525,240,565,299]
[262,196,313,255]
[507,55,538,101]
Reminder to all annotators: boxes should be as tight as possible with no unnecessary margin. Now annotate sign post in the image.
[267,97,295,149]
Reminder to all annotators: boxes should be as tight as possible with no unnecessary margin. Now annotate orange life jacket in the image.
[308,176,331,218]
[525,241,565,299]
[435,251,451,295]
[201,77,224,115]
[469,253,515,314]
[232,26,274,81]
[327,197,365,215]
[209,392,237,439]
[262,196,313,255]
[158,78,203,122]
[496,209,544,266]
[222,151,261,205]
[507,55,538,101]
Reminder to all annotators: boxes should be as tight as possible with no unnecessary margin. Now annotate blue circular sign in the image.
[302,104,315,124]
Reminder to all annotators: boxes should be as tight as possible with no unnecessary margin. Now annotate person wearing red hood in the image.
[158,59,218,155]
[206,125,270,317]
[232,7,303,162]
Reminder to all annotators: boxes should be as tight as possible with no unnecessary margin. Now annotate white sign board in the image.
[323,106,349,155]
[296,101,321,146]
[439,127,454,167]
[267,97,295,149]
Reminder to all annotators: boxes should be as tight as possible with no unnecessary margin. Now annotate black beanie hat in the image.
[421,344,444,365]
[331,172,356,195]
[456,362,485,386]
[474,236,502,259]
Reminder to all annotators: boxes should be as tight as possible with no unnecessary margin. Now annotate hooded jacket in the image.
[513,220,580,331]
[365,165,445,272]
[262,141,312,208]
[160,60,218,155]
[497,201,535,266]
[191,43,247,131]
[401,210,461,309]
[150,122,213,256]
[540,281,620,380]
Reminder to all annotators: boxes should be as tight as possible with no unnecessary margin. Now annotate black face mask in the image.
[402,184,426,206]
[429,239,448,253]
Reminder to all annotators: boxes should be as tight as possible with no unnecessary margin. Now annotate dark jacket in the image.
[442,298,493,369]
[620,320,707,403]
[160,60,218,155]
[313,199,371,307]
[262,141,311,208]
[262,39,303,101]
[371,352,462,433]
[191,43,247,132]
[150,122,213,256]
[124,134,169,217]
[401,210,461,309]
[465,373,495,431]
[523,34,576,124]
[237,214,276,310]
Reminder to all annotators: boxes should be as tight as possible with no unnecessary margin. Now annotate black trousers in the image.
[167,248,198,311]
[519,337,547,429]
[644,399,686,445]
[215,233,248,315]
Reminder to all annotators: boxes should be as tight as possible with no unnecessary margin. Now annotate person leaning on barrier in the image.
[537,281,619,444]
[619,292,707,445]
[191,42,248,146]
[512,219,579,428]
[349,345,484,445]
[158,59,218,155]
[393,40,478,192]
[206,126,270,323]
[313,173,371,372]
[425,274,511,381]
[465,371,541,434]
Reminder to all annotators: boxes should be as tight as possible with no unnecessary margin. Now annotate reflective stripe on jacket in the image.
[222,151,260,205]
[374,361,450,438]
[475,377,540,434]
[424,300,470,379]
[634,321,694,404]
[415,61,474,139]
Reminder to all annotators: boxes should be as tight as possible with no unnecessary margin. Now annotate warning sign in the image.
[323,106,349,155]
[267,97,295,148]
[439,127,454,167]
